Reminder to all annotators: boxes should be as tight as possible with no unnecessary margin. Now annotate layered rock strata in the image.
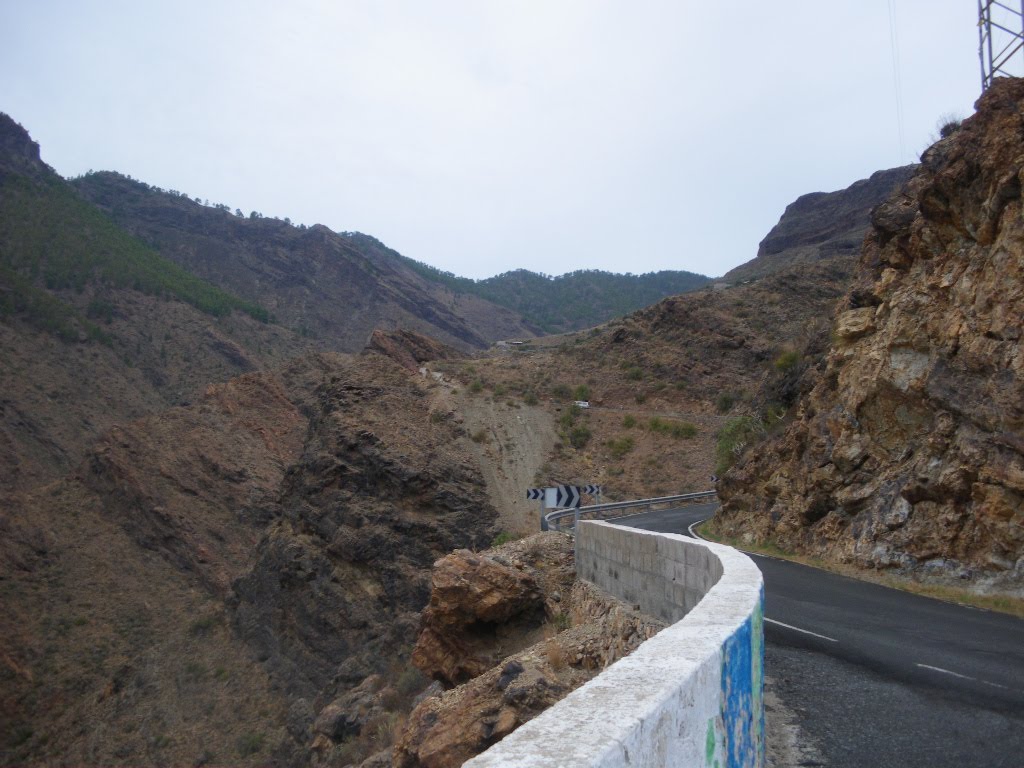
[715,79,1024,591]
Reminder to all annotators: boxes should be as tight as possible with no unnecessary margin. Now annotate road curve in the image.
[611,504,1024,768]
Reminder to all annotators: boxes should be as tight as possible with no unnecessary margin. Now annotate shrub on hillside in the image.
[491,531,521,547]
[569,425,592,448]
[559,405,582,429]
[773,350,800,373]
[937,111,963,139]
[715,415,765,474]
[606,436,635,459]
[648,417,697,439]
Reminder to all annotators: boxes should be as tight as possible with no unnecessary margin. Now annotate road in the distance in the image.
[611,504,1024,768]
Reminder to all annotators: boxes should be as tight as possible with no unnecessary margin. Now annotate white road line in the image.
[915,663,1009,690]
[765,618,838,643]
[980,680,1012,690]
[690,518,1018,694]
[915,663,972,680]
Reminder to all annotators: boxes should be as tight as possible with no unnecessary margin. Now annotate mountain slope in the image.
[72,169,711,341]
[712,79,1024,593]
[71,172,538,350]
[0,114,309,492]
[1,352,499,765]
[422,158,933,524]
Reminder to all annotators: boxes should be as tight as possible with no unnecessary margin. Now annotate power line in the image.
[888,0,906,162]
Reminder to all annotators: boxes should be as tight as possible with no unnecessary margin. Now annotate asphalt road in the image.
[611,504,1024,768]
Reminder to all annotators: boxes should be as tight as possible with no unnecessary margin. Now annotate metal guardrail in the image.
[544,490,717,533]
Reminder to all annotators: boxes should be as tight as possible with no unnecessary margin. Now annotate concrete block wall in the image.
[575,521,726,623]
[466,520,764,768]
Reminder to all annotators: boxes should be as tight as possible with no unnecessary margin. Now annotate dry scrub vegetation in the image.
[431,262,845,510]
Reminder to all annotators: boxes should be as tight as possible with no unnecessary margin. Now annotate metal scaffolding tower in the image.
[979,1,1024,89]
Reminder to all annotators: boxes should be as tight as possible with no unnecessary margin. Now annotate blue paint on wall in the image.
[719,586,765,767]
[753,585,764,765]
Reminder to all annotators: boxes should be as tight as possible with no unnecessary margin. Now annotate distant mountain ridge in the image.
[72,171,712,339]
[71,171,538,351]
[400,260,711,335]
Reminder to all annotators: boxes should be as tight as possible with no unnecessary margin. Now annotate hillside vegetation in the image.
[0,175,269,341]
[72,172,539,351]
[401,260,710,335]
[73,169,709,341]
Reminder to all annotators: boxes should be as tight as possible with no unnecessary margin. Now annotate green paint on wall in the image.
[753,590,765,764]
[706,717,717,765]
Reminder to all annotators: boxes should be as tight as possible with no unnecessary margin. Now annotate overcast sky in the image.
[0,1,1003,279]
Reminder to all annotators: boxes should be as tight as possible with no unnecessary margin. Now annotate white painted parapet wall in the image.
[466,520,765,768]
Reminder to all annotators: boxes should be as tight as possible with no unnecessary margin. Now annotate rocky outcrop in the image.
[394,534,664,768]
[412,549,547,685]
[715,79,1024,591]
[366,328,464,373]
[723,165,917,283]
[0,113,43,180]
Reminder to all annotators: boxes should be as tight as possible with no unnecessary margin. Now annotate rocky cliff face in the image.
[231,355,498,702]
[714,79,1024,592]
[0,114,44,180]
[723,165,917,283]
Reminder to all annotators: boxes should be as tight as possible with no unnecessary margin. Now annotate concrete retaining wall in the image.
[466,520,764,768]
